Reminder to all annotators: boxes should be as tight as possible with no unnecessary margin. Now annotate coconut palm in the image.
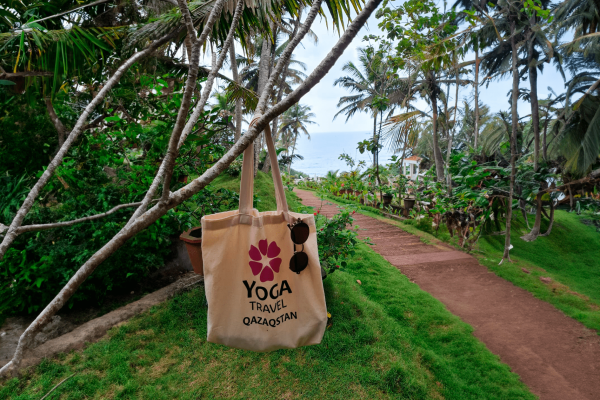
[456,100,492,148]
[278,103,316,173]
[333,45,406,185]
[551,0,600,176]
[237,39,308,94]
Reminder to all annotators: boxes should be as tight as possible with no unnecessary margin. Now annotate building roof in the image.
[404,156,422,162]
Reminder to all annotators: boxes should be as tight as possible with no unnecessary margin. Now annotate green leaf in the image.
[0,80,16,85]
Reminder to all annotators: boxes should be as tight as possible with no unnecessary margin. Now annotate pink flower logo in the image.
[249,239,281,282]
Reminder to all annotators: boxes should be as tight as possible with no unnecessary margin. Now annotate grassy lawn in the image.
[1,243,535,399]
[315,192,600,333]
[212,172,303,212]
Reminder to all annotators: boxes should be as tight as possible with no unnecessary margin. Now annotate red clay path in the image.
[296,188,600,400]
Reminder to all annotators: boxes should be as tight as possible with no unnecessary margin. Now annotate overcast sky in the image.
[213,3,567,134]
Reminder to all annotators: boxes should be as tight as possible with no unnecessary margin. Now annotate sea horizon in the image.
[290,130,398,177]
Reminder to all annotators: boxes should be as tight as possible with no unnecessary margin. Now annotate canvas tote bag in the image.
[201,117,327,351]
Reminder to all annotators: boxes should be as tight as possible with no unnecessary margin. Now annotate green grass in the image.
[314,191,600,334]
[0,244,535,399]
[212,171,303,212]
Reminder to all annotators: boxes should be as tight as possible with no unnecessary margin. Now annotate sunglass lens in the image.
[291,222,310,244]
[289,251,309,273]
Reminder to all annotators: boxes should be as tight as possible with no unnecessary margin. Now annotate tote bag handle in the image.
[239,116,289,216]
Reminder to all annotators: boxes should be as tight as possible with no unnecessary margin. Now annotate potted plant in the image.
[180,227,203,275]
[381,185,394,206]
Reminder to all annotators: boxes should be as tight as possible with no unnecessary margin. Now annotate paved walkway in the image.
[296,189,600,400]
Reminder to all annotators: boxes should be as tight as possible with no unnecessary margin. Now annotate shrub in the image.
[313,207,362,274]
[0,185,239,315]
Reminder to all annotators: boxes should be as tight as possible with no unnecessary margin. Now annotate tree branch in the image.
[128,0,230,224]
[176,0,245,148]
[0,0,382,376]
[14,202,147,235]
[44,97,67,146]
[0,29,180,261]
[159,0,213,203]
[255,0,323,115]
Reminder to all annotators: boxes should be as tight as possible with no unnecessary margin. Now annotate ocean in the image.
[289,131,397,177]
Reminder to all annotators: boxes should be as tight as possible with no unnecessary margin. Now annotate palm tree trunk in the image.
[502,20,519,263]
[522,26,543,242]
[288,129,298,174]
[229,45,242,143]
[255,36,272,175]
[377,112,383,200]
[430,85,445,182]
[529,56,540,170]
[542,107,549,160]
[262,22,296,174]
[446,65,460,192]
[372,110,377,171]
[474,47,480,148]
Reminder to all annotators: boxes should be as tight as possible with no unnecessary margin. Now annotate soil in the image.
[296,188,600,400]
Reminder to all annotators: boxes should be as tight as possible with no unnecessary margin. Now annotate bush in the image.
[0,77,237,316]
[226,157,243,177]
[0,184,239,315]
[313,207,363,274]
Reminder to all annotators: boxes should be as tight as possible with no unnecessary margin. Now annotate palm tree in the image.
[278,103,316,173]
[333,45,405,185]
[551,0,600,177]
[456,100,492,148]
[237,39,308,94]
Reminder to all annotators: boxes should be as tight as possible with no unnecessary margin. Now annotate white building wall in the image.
[401,160,420,180]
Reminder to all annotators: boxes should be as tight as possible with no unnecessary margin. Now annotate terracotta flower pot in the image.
[179,227,203,275]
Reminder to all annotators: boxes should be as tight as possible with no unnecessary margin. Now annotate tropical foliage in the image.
[328,0,600,262]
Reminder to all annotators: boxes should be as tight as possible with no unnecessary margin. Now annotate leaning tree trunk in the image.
[502,20,520,263]
[229,45,242,143]
[430,85,445,182]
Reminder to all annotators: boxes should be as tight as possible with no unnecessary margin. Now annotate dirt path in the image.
[296,189,600,400]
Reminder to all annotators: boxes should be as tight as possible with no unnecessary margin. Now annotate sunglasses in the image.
[287,218,310,274]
